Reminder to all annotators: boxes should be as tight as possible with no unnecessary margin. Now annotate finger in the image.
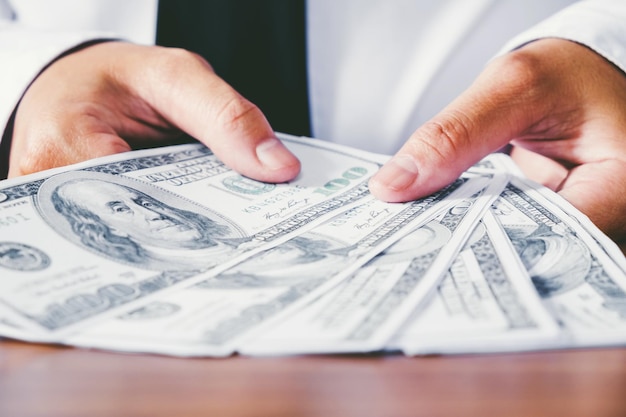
[510,146,568,191]
[369,45,558,203]
[124,46,301,183]
[558,159,626,246]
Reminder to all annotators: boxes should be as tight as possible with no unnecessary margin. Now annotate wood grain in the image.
[1,339,625,417]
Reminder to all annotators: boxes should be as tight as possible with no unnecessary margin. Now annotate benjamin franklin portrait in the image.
[36,171,243,271]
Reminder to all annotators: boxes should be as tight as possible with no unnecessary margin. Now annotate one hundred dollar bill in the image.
[0,134,406,337]
[236,176,507,355]
[492,176,626,348]
[392,210,560,355]
[55,172,485,356]
[0,134,481,342]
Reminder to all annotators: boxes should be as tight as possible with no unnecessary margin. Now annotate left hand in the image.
[8,42,301,183]
[369,38,626,249]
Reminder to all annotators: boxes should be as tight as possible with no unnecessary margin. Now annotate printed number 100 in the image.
[313,167,369,196]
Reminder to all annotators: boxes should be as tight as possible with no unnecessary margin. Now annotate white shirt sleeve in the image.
[499,0,626,74]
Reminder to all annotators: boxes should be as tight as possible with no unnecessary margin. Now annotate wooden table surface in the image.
[1,339,625,417]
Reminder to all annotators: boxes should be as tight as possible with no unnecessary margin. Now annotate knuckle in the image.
[150,47,214,79]
[214,95,260,133]
[417,113,472,162]
[495,50,551,100]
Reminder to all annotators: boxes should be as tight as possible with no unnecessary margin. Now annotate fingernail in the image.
[372,154,419,191]
[256,137,296,170]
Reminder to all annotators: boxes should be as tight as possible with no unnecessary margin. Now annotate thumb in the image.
[127,45,301,183]
[369,49,551,202]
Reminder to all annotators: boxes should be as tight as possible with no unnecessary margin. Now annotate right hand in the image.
[8,41,301,182]
[369,39,626,249]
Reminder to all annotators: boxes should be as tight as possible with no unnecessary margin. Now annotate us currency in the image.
[57,172,485,356]
[478,152,626,272]
[0,134,425,338]
[237,176,507,355]
[392,210,560,355]
[491,176,626,348]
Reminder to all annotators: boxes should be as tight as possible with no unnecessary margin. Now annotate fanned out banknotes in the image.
[0,133,625,357]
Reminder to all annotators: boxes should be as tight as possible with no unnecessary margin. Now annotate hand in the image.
[9,41,301,182]
[369,39,626,249]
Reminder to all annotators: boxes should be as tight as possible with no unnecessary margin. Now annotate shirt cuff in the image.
[498,0,626,75]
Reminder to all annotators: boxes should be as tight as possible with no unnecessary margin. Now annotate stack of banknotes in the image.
[0,133,624,357]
